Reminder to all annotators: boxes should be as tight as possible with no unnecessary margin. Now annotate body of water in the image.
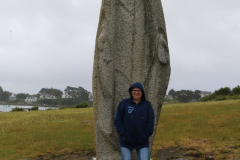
[0,105,58,112]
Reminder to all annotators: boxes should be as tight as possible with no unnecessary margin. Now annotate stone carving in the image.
[156,27,170,65]
[92,0,171,159]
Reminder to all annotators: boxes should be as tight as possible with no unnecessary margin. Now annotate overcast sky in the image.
[1,0,240,95]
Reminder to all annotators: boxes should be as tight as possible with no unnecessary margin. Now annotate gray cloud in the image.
[0,0,239,95]
[0,0,101,94]
[162,0,240,92]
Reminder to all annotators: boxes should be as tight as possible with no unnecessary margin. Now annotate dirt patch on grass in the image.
[29,146,239,160]
[153,147,186,160]
[30,148,194,160]
[30,149,208,160]
[152,146,216,160]
[152,146,239,160]
[30,150,96,160]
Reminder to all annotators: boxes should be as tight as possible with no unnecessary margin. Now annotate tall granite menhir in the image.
[92,0,171,159]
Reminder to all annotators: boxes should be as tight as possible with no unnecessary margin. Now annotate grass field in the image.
[0,100,240,160]
[0,108,94,160]
[152,100,240,160]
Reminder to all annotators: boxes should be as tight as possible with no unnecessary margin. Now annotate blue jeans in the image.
[120,147,149,160]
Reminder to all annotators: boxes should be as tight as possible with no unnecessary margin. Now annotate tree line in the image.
[167,89,201,103]
[200,86,240,102]
[0,86,12,102]
[38,86,90,106]
[167,85,240,103]
[0,86,91,106]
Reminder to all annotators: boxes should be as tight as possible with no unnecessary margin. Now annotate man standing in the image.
[114,82,155,160]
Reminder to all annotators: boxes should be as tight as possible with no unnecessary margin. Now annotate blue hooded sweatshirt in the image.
[114,82,155,149]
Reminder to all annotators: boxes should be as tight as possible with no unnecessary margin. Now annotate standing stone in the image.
[92,0,171,159]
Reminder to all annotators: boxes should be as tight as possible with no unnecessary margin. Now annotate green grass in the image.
[0,108,94,160]
[153,100,240,159]
[0,100,240,160]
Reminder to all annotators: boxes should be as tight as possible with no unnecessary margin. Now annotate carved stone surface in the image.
[92,0,171,159]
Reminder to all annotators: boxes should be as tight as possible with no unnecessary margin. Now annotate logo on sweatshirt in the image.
[128,106,134,113]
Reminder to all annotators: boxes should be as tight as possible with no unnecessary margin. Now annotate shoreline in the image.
[0,102,60,107]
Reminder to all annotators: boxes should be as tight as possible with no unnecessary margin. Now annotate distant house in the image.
[200,91,212,98]
[39,94,45,99]
[25,96,37,102]
[88,93,93,101]
[40,93,56,99]
[20,107,32,112]
[62,93,72,99]
[165,95,173,100]
[45,94,56,99]
[9,94,17,101]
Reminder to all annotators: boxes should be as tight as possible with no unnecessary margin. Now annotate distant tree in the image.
[0,86,3,101]
[64,86,89,101]
[1,91,12,102]
[78,87,90,101]
[214,87,231,95]
[38,87,63,97]
[232,86,240,95]
[168,89,176,98]
[193,90,201,101]
[16,93,29,100]
[0,87,12,102]
[175,90,194,103]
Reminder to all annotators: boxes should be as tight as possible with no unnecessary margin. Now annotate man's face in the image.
[131,87,142,100]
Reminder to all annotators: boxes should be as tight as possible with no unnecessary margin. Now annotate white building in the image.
[88,93,93,101]
[40,93,56,99]
[25,96,37,102]
[165,95,173,99]
[200,91,212,98]
[62,93,72,99]
[9,94,17,101]
[21,107,32,112]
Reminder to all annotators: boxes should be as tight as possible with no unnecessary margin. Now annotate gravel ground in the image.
[29,147,238,160]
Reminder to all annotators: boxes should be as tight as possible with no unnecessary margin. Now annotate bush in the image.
[11,107,23,112]
[72,102,89,108]
[200,96,211,102]
[200,94,217,102]
[59,106,66,109]
[200,86,240,102]
[232,95,240,100]
[215,96,227,101]
[31,106,38,111]
[200,94,240,102]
